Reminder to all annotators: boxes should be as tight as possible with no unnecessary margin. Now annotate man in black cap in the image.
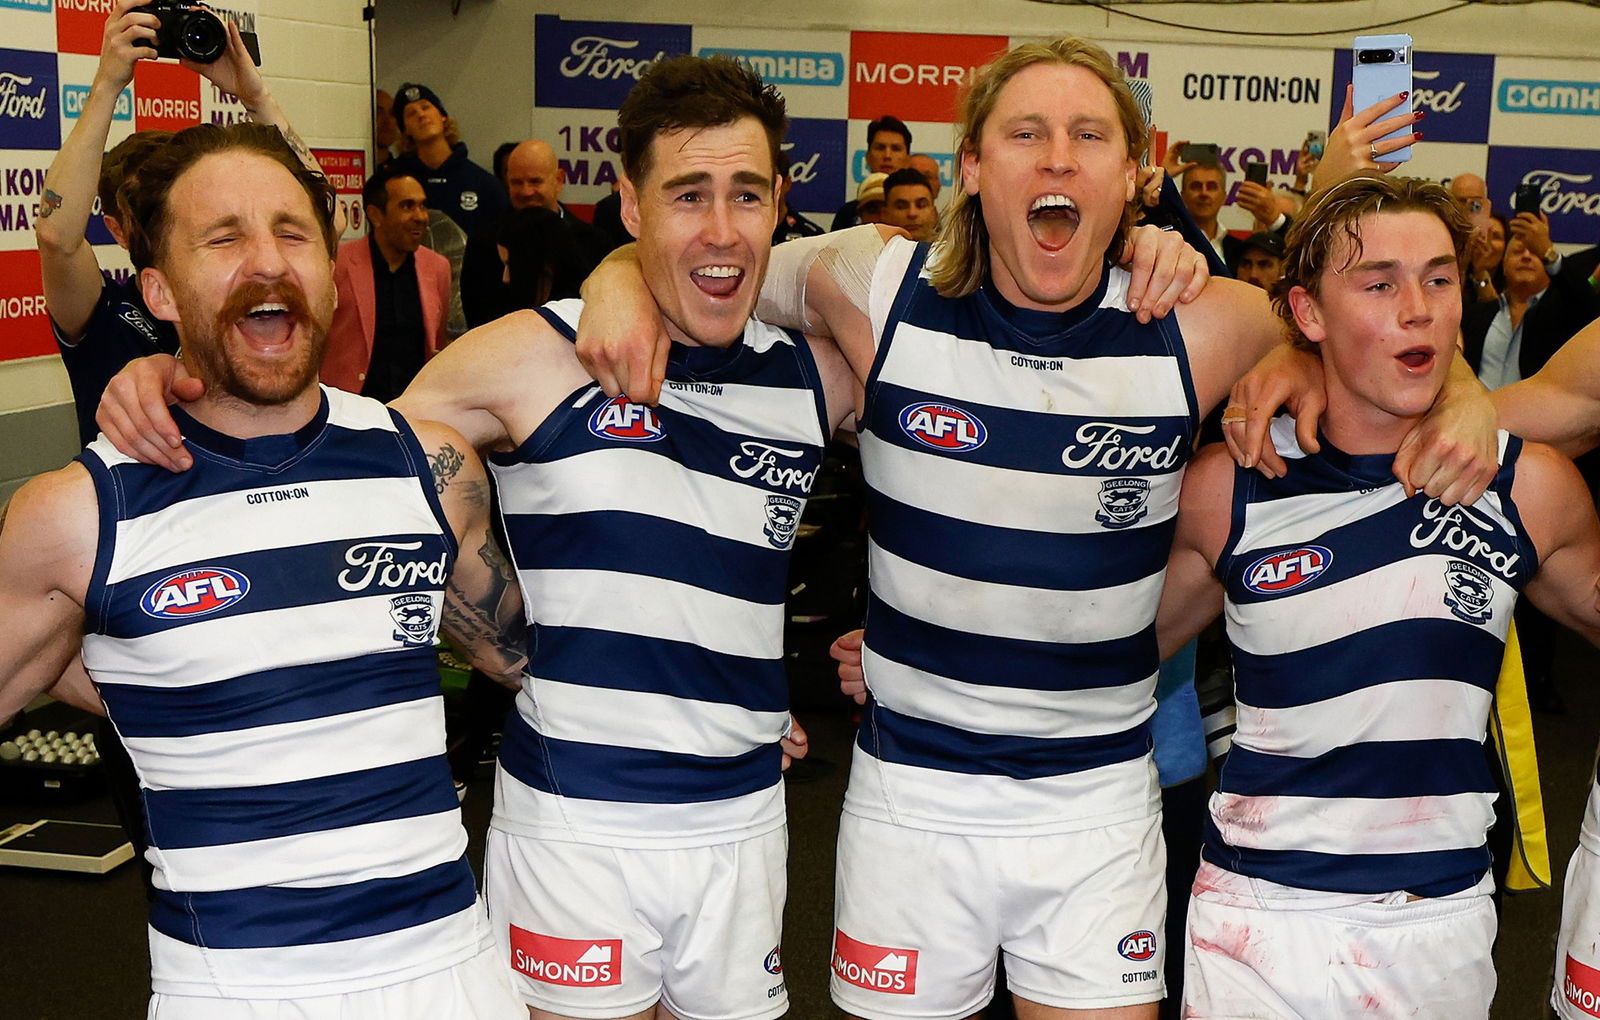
[1234,231,1286,292]
[390,82,509,239]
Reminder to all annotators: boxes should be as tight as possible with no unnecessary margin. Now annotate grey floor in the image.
[3,634,1596,1019]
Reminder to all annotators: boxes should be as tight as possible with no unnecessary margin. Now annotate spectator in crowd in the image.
[909,152,943,200]
[390,81,509,239]
[462,138,610,327]
[854,171,888,226]
[374,87,399,168]
[1177,159,1231,261]
[832,114,912,229]
[492,140,517,185]
[1233,232,1285,292]
[495,206,588,310]
[1465,211,1508,306]
[882,166,937,241]
[324,164,452,402]
[774,179,828,245]
[590,182,632,251]
[1450,172,1492,221]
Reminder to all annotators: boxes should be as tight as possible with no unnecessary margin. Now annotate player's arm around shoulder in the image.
[392,308,591,457]
[403,416,527,690]
[1156,443,1235,660]
[1495,319,1600,456]
[0,464,99,721]
[1512,441,1600,647]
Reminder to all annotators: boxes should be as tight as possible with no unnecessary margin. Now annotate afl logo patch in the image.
[1243,546,1333,595]
[1444,560,1495,623]
[1117,930,1157,961]
[589,395,666,442]
[898,402,986,452]
[140,567,250,619]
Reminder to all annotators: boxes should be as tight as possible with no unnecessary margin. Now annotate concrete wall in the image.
[375,0,1600,162]
[0,0,373,496]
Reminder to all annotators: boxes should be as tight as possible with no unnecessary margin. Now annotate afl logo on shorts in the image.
[589,395,666,442]
[1243,546,1333,595]
[1117,930,1157,961]
[764,947,783,974]
[898,402,986,452]
[140,567,250,619]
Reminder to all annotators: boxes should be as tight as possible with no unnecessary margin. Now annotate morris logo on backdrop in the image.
[847,31,1007,123]
[1331,49,1493,143]
[535,14,691,111]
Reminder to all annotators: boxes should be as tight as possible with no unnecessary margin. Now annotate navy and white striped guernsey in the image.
[849,237,1198,836]
[489,299,830,848]
[77,386,489,998]
[1207,418,1535,897]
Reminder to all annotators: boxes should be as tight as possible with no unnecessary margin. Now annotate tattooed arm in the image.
[38,0,159,342]
[413,420,527,690]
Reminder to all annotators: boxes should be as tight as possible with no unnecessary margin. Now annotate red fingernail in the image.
[1400,91,1409,99]
[1414,110,1425,121]
[1415,131,1424,140]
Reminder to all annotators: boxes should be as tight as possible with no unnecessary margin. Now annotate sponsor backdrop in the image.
[532,14,1600,250]
[0,0,365,365]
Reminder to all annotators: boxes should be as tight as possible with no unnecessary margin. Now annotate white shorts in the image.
[1555,842,1600,1018]
[485,826,788,1020]
[1184,865,1496,1019]
[830,812,1166,1019]
[145,942,524,1019]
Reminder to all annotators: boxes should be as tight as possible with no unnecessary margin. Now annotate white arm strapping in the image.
[756,225,890,333]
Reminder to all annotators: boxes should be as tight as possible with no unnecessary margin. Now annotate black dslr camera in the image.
[140,1,261,65]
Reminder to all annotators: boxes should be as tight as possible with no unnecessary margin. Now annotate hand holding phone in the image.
[1244,162,1269,186]
[1305,130,1326,159]
[1352,34,1414,162]
[1180,142,1220,166]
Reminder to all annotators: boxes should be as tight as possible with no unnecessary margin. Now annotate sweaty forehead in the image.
[646,122,774,183]
[169,151,316,228]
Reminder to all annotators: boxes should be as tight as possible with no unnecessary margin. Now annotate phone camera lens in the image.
[1357,49,1396,64]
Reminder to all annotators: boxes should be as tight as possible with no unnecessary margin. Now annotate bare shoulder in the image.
[2,462,98,593]
[395,308,591,451]
[1182,442,1238,509]
[1174,276,1286,408]
[1511,440,1588,512]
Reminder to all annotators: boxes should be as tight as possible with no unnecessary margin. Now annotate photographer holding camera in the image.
[38,0,332,446]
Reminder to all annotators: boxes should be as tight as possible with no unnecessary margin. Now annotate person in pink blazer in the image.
[325,165,451,400]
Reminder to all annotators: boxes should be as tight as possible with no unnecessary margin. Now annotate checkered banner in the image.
[0,1,360,366]
[530,14,1600,252]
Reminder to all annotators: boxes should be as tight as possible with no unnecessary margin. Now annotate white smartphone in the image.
[1352,34,1414,163]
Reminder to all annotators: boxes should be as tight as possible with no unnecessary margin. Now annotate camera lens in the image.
[1357,49,1396,64]
[176,9,228,63]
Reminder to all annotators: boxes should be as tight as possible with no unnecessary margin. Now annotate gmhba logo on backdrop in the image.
[0,49,60,150]
[697,46,845,88]
[535,14,691,111]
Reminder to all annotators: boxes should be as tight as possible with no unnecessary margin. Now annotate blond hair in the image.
[399,114,462,153]
[1274,175,1472,350]
[929,38,1147,299]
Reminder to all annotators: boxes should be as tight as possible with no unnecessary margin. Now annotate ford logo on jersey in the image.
[589,394,666,442]
[140,567,251,619]
[1117,930,1157,961]
[1243,545,1333,595]
[898,402,987,452]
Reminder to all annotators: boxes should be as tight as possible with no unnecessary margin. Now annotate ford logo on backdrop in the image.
[535,14,691,111]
